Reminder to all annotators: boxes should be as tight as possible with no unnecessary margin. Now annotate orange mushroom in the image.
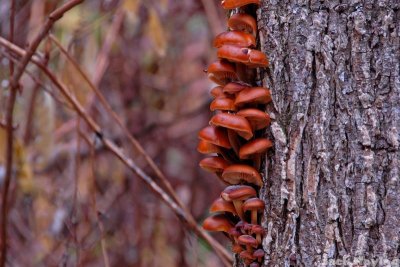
[228,13,257,35]
[210,97,237,112]
[210,197,237,215]
[237,108,271,131]
[223,82,250,95]
[217,45,268,68]
[210,86,224,98]
[210,113,253,140]
[197,139,221,154]
[199,156,230,177]
[222,164,263,186]
[206,60,238,85]
[213,31,256,48]
[202,214,234,234]
[239,138,273,169]
[243,197,265,225]
[198,126,231,149]
[221,0,261,9]
[234,87,272,107]
[237,234,258,252]
[221,185,257,219]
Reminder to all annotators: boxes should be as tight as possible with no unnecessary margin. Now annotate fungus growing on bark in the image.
[206,60,238,85]
[210,97,237,112]
[222,164,263,187]
[237,234,258,252]
[239,138,273,169]
[198,126,231,149]
[243,198,265,224]
[213,31,256,48]
[234,87,272,107]
[210,86,224,98]
[199,156,230,177]
[210,197,237,215]
[253,249,264,263]
[237,108,271,131]
[210,113,253,140]
[250,225,265,245]
[223,82,250,95]
[217,45,268,68]
[202,214,234,234]
[239,250,256,265]
[197,140,221,154]
[228,13,257,35]
[221,185,257,219]
[221,0,261,9]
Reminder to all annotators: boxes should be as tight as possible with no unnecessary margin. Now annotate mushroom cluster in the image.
[199,1,271,266]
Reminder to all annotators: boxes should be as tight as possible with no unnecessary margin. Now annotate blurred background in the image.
[0,0,231,266]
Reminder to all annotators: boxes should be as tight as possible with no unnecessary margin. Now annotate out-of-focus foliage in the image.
[0,0,228,266]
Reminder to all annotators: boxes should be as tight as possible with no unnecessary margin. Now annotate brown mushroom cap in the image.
[249,263,260,267]
[239,250,256,261]
[210,113,253,140]
[207,60,238,85]
[217,45,268,68]
[198,126,231,149]
[199,156,229,174]
[232,243,244,254]
[223,82,250,95]
[228,13,257,35]
[197,140,220,154]
[243,198,265,213]
[221,0,261,9]
[210,97,237,112]
[210,86,224,98]
[253,249,265,262]
[237,109,271,130]
[238,234,258,248]
[202,214,234,233]
[239,138,273,159]
[222,164,263,186]
[210,197,237,214]
[234,87,272,107]
[221,185,257,202]
[250,225,265,235]
[213,31,256,48]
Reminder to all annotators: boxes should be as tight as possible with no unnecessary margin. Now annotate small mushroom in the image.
[213,31,256,48]
[238,234,258,252]
[232,243,244,254]
[242,198,265,224]
[210,86,224,98]
[202,214,234,234]
[217,45,268,68]
[237,108,271,131]
[228,13,257,35]
[221,185,257,219]
[239,138,273,169]
[253,249,265,263]
[234,87,272,107]
[239,250,256,265]
[223,82,250,95]
[198,126,231,149]
[210,197,237,215]
[210,113,253,140]
[222,164,263,187]
[250,225,265,244]
[206,60,238,85]
[250,262,260,267]
[199,156,230,179]
[197,140,220,154]
[221,0,261,9]
[210,97,237,112]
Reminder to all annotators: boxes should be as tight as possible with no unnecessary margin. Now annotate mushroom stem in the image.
[253,153,261,170]
[251,210,258,225]
[256,233,261,245]
[233,200,244,220]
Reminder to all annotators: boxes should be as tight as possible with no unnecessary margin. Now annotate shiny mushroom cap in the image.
[221,0,261,9]
[202,214,234,233]
[222,164,263,186]
[250,225,265,235]
[237,108,271,130]
[234,87,272,107]
[213,31,256,48]
[221,185,257,202]
[238,234,258,248]
[223,82,250,95]
[199,156,229,174]
[210,86,224,98]
[243,198,265,213]
[210,97,237,112]
[217,45,268,68]
[210,113,253,140]
[197,140,220,154]
[239,138,273,159]
[198,126,231,149]
[253,249,265,261]
[207,60,238,85]
[228,13,257,35]
[210,197,237,215]
[240,250,256,261]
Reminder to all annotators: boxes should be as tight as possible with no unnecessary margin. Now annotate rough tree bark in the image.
[236,1,400,266]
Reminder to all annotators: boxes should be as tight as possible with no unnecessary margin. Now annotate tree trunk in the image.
[244,1,400,266]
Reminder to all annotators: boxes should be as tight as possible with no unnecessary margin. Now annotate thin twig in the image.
[0,37,233,266]
[0,1,16,266]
